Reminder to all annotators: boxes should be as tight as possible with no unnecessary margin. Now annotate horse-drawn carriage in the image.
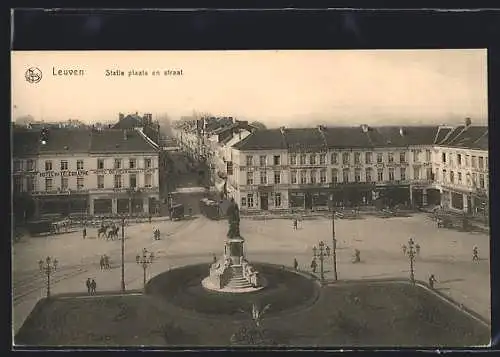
[170,203,185,221]
[97,223,120,240]
[436,216,453,228]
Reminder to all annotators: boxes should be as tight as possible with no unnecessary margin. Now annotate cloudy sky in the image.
[11,50,487,127]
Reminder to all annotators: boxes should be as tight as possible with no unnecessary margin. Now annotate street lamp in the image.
[406,238,417,284]
[121,216,126,292]
[312,240,331,282]
[39,256,58,298]
[331,210,338,281]
[136,248,154,290]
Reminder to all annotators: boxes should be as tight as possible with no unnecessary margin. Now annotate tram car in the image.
[199,198,222,220]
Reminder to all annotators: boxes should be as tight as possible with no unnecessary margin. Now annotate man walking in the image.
[429,274,437,289]
[473,246,479,262]
[90,279,97,295]
[292,218,298,230]
[99,256,105,270]
[310,258,317,273]
[83,227,87,239]
[86,278,92,295]
[293,258,299,271]
[104,255,110,269]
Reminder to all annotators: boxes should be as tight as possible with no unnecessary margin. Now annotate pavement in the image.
[12,212,491,335]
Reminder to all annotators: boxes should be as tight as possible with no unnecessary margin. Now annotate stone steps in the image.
[225,266,253,289]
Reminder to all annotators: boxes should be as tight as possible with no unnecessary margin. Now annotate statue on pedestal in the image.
[226,198,241,239]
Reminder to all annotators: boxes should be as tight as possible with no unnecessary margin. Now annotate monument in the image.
[202,198,266,293]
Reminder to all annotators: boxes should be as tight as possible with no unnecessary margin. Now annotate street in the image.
[12,213,491,334]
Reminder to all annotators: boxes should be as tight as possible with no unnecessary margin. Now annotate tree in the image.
[250,121,267,130]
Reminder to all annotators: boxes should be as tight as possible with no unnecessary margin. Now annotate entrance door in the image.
[304,193,313,210]
[467,196,472,214]
[260,194,269,210]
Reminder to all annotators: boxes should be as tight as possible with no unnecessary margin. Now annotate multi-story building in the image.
[13,126,161,221]
[226,121,488,216]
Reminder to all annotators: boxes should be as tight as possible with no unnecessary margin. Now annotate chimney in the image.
[360,124,369,133]
[465,117,472,128]
[123,129,128,140]
[119,113,125,121]
[399,127,405,137]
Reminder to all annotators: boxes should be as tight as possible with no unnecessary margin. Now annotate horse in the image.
[97,226,108,239]
[107,227,119,240]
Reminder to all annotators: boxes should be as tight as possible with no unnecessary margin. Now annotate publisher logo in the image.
[25,67,42,84]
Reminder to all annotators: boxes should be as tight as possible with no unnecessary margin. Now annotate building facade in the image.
[13,126,160,221]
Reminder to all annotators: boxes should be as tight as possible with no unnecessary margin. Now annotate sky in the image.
[11,50,488,127]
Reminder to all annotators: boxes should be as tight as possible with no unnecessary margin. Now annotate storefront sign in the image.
[89,168,157,175]
[39,170,89,177]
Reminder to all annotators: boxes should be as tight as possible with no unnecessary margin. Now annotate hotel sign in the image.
[39,170,89,177]
[89,168,157,175]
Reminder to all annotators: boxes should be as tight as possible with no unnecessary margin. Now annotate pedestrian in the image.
[149,215,152,224]
[90,279,97,295]
[213,254,217,264]
[136,254,141,264]
[293,218,298,230]
[99,256,104,270]
[415,244,421,255]
[473,246,479,262]
[83,227,87,239]
[104,255,110,269]
[293,258,299,271]
[86,278,91,295]
[38,259,44,272]
[53,258,58,271]
[429,274,437,289]
[402,244,407,255]
[310,258,317,273]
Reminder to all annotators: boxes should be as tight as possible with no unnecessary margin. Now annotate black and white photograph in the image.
[11,49,490,347]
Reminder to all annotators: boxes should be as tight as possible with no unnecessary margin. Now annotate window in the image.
[145,158,152,169]
[442,153,446,163]
[247,194,254,207]
[414,167,420,180]
[14,176,22,192]
[400,167,406,181]
[45,160,53,171]
[388,153,394,163]
[377,169,383,182]
[300,154,306,165]
[290,155,296,165]
[354,152,361,164]
[458,172,462,184]
[61,177,68,190]
[377,153,383,163]
[365,168,372,182]
[241,197,247,207]
[259,155,266,167]
[342,153,350,165]
[129,158,137,169]
[145,173,152,187]
[77,177,84,190]
[60,160,68,171]
[457,154,462,166]
[472,172,477,186]
[13,160,21,172]
[426,168,433,180]
[129,174,137,188]
[331,169,338,184]
[114,159,122,169]
[450,171,454,183]
[442,170,447,183]
[319,154,326,165]
[291,170,297,184]
[478,156,484,170]
[400,152,406,163]
[465,155,470,167]
[435,170,439,181]
[274,193,282,207]
[274,171,281,184]
[331,153,338,164]
[77,160,84,170]
[27,177,35,192]
[388,168,395,181]
[97,159,105,169]
[310,170,317,184]
[485,157,488,169]
[342,169,349,183]
[260,171,267,184]
[97,175,104,189]
[472,156,477,168]
[27,159,35,171]
[247,171,254,185]
[365,152,373,164]
[479,174,485,188]
[273,155,281,166]
[310,154,316,165]
[300,170,307,184]
[426,150,432,162]
[355,169,361,182]
[246,155,254,166]
[320,169,326,183]
[413,150,420,163]
[114,174,122,188]
[45,177,53,191]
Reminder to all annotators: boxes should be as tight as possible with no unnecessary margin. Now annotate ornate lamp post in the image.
[406,238,417,284]
[312,241,331,282]
[121,216,126,292]
[39,256,58,298]
[136,248,154,290]
[331,210,338,281]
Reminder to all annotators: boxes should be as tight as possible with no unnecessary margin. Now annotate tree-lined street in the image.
[12,213,490,334]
